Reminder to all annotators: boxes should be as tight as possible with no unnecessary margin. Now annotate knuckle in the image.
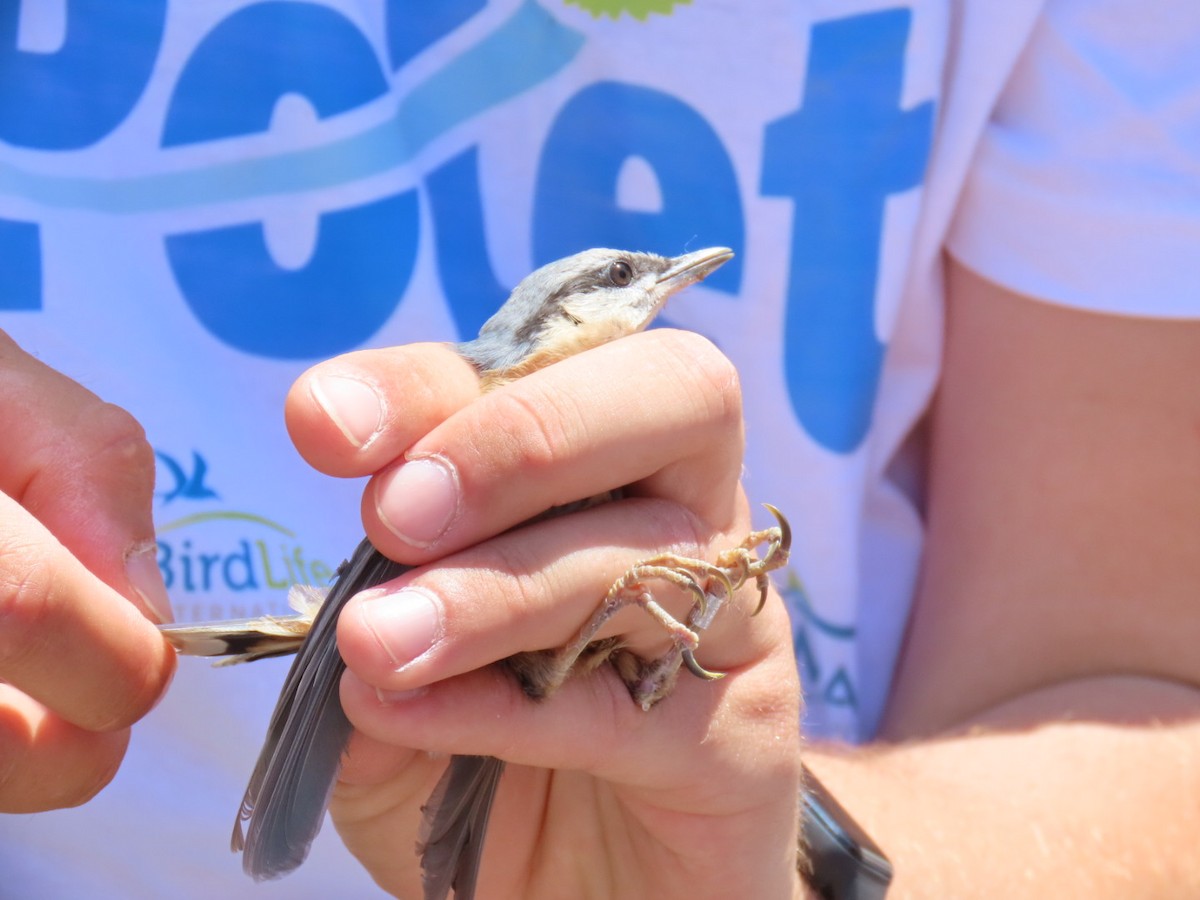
[441,537,549,627]
[483,386,586,477]
[0,538,56,672]
[655,330,744,427]
[74,401,154,473]
[27,399,154,505]
[636,497,712,558]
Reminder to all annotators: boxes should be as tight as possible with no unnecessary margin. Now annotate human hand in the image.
[286,331,805,898]
[0,331,175,812]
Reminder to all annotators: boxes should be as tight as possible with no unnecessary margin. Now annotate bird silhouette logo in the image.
[155,450,220,504]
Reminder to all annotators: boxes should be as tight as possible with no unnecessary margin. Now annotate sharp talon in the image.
[752,573,769,617]
[709,566,736,603]
[762,503,792,563]
[675,569,709,618]
[683,648,725,681]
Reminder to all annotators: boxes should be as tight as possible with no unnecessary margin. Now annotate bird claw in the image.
[682,647,725,682]
[546,504,791,707]
[715,502,792,617]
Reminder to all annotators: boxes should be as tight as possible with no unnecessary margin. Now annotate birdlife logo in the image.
[154,449,337,623]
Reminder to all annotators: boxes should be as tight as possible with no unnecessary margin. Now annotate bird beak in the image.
[657,247,734,295]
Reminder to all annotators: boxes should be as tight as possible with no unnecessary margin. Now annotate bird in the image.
[161,246,791,899]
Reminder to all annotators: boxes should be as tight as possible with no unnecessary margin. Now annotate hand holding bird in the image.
[165,249,805,899]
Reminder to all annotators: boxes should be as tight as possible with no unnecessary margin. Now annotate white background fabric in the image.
[1,0,1195,895]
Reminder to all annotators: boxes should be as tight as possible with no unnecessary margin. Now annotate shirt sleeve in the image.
[946,0,1200,319]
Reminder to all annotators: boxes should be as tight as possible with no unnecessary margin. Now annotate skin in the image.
[290,330,804,898]
[851,259,1200,896]
[4,252,1197,896]
[282,256,1200,898]
[0,331,176,813]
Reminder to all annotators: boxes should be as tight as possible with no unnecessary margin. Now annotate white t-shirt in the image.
[0,1,1195,895]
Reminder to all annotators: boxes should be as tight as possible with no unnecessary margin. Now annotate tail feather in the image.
[234,538,409,879]
[418,755,507,900]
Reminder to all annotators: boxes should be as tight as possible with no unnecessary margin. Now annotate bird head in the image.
[458,246,734,382]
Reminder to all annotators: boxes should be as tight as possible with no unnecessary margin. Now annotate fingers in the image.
[338,498,768,693]
[338,514,800,788]
[317,317,800,898]
[319,326,768,775]
[0,685,131,813]
[288,331,743,565]
[333,495,801,896]
[285,343,481,477]
[0,331,169,623]
[0,492,175,733]
[341,639,799,793]
[0,332,177,812]
[343,330,742,565]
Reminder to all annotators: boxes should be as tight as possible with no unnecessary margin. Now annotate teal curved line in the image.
[157,510,296,537]
[786,575,856,640]
[0,1,583,212]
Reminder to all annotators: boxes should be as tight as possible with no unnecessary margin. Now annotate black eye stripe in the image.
[528,260,639,335]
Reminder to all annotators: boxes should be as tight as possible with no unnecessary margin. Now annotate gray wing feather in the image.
[418,755,507,900]
[234,537,409,879]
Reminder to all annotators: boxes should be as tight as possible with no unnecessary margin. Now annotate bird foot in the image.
[507,505,791,709]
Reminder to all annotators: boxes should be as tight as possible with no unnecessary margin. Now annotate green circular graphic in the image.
[564,0,692,20]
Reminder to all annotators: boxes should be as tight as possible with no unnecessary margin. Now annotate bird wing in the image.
[418,755,507,900]
[233,537,409,879]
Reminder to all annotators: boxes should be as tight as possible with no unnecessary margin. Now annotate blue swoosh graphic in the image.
[0,0,583,213]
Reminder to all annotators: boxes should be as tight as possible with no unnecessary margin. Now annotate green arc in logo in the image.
[157,510,297,537]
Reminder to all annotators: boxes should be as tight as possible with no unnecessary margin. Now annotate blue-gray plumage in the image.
[230,540,406,875]
[203,247,736,896]
[458,247,734,382]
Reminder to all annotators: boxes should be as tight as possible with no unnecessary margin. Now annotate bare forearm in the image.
[808,676,1200,898]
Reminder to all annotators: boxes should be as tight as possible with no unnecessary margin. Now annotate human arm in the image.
[809,257,1200,897]
[0,330,176,812]
[288,254,1200,899]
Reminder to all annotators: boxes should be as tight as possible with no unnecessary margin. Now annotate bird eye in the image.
[607,260,633,287]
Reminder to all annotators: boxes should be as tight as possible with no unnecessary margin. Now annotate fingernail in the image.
[358,587,443,670]
[126,541,172,624]
[310,374,385,449]
[374,455,460,549]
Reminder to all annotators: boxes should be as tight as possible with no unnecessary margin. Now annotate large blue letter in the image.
[161,2,416,358]
[163,2,387,146]
[386,0,485,71]
[166,192,418,359]
[761,10,933,452]
[533,82,743,292]
[0,1,165,149]
[427,146,511,341]
[0,218,41,309]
